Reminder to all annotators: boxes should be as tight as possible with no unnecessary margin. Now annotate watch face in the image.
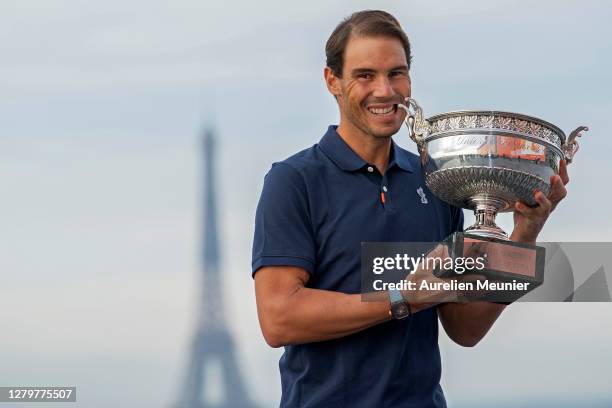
[392,302,409,319]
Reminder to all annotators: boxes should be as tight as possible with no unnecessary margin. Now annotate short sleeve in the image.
[251,162,316,277]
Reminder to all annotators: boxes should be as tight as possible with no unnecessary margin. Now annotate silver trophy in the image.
[400,97,588,241]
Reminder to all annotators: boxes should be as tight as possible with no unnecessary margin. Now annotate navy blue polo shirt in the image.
[252,125,463,408]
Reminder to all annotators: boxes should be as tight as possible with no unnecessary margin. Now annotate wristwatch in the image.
[388,289,412,319]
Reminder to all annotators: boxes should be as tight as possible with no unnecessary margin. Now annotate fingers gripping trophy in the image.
[398,98,589,301]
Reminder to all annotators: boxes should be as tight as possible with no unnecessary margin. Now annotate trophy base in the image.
[435,232,545,303]
[464,224,508,241]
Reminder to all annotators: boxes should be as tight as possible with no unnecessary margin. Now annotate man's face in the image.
[328,35,411,139]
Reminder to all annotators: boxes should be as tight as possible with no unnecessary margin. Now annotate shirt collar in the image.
[318,125,414,173]
[390,139,415,173]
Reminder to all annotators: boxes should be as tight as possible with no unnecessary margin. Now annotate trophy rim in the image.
[426,110,566,144]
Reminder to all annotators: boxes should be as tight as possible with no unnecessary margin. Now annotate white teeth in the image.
[368,105,395,115]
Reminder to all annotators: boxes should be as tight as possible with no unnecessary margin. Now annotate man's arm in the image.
[438,302,506,347]
[254,266,390,347]
[255,262,504,348]
[255,265,445,348]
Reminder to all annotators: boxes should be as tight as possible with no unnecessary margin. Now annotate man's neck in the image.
[336,122,392,174]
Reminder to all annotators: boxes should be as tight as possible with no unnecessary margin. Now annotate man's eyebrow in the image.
[349,65,409,75]
[389,65,409,72]
[350,68,376,76]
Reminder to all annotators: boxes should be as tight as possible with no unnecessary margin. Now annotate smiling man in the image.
[252,10,568,408]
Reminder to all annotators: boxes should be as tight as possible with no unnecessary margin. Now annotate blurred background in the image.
[1,0,612,407]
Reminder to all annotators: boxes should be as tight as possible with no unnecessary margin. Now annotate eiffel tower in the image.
[175,127,256,408]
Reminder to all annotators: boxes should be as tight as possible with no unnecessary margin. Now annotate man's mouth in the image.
[366,104,398,116]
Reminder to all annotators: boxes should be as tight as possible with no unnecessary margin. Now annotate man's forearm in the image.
[438,301,506,347]
[263,287,393,347]
[256,266,453,348]
[259,287,447,347]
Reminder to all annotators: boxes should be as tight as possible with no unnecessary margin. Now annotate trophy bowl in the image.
[400,98,588,240]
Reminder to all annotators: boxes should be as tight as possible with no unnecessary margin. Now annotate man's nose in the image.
[372,76,394,99]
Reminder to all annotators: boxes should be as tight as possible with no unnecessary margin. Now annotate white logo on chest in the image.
[416,187,428,204]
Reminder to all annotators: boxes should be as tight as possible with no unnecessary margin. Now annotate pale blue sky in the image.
[1,1,612,406]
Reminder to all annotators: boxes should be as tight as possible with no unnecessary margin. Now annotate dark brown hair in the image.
[325,10,412,78]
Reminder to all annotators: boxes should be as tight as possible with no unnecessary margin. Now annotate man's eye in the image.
[358,73,372,80]
[390,71,407,77]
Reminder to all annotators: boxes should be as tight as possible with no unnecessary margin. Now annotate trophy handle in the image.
[399,97,431,153]
[562,126,588,164]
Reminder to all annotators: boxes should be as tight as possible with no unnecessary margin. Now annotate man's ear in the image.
[324,66,341,98]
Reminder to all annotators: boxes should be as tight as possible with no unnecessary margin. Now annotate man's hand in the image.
[400,243,487,306]
[401,243,454,305]
[511,159,570,243]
